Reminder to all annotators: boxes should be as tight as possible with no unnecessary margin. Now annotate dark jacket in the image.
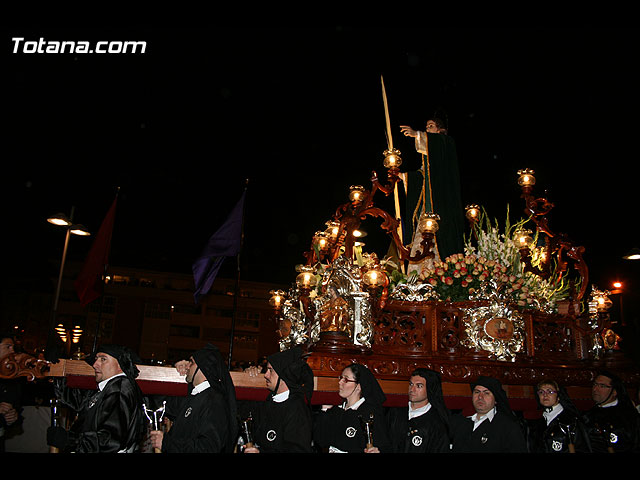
[527,406,591,453]
[450,409,527,453]
[58,375,146,453]
[582,402,640,453]
[239,391,313,453]
[386,405,450,453]
[313,400,392,453]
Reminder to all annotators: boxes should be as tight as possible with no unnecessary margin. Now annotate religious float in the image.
[260,148,638,414]
[3,82,639,421]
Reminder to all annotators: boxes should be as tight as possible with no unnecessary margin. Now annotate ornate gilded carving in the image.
[0,352,49,381]
[389,274,439,302]
[461,301,525,362]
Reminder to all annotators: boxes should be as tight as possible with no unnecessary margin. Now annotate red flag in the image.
[74,196,117,306]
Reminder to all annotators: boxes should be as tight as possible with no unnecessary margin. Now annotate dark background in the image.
[2,27,638,330]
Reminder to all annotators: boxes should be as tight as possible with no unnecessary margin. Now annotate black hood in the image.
[471,376,514,417]
[89,344,140,382]
[267,346,314,402]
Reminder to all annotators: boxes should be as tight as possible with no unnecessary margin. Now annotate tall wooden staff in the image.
[381,76,405,263]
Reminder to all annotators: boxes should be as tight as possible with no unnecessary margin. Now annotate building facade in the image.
[2,261,284,368]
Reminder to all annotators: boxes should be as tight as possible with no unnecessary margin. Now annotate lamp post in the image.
[54,323,84,358]
[623,248,640,260]
[45,207,90,362]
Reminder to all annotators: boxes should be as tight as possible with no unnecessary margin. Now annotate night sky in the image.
[2,27,638,322]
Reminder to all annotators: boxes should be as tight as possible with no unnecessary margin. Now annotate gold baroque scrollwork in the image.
[0,353,49,381]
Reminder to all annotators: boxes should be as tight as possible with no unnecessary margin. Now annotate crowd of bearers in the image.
[31,339,639,454]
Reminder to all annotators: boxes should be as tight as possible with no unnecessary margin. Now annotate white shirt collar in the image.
[599,398,618,408]
[470,406,496,430]
[408,401,431,419]
[191,380,210,395]
[542,403,563,425]
[98,372,126,391]
[272,389,290,403]
[342,397,365,411]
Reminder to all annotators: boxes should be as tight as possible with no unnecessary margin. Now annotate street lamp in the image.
[45,206,90,362]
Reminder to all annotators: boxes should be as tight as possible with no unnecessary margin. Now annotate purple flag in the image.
[192,191,245,303]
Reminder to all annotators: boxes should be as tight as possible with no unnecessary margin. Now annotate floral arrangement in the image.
[414,253,534,305]
[394,206,574,312]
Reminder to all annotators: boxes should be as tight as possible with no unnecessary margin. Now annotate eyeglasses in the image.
[593,383,613,389]
[338,375,357,383]
[537,389,557,396]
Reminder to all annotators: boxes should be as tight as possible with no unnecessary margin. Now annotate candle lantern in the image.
[268,290,287,310]
[383,148,402,169]
[595,293,613,312]
[363,267,382,287]
[465,204,480,223]
[348,185,366,204]
[517,168,536,189]
[313,231,329,251]
[325,220,341,240]
[295,266,318,289]
[419,212,440,234]
[514,228,534,250]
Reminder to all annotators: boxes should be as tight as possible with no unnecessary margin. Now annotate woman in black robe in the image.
[313,363,391,453]
[527,378,591,453]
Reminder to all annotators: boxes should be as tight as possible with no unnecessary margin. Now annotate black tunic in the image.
[449,410,527,453]
[527,407,591,453]
[0,378,23,452]
[60,375,145,453]
[313,400,392,453]
[163,386,232,453]
[386,405,450,453]
[582,403,640,453]
[239,391,313,453]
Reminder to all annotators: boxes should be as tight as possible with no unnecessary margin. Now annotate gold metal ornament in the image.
[461,300,525,362]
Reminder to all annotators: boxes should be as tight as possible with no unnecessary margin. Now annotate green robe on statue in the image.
[404,132,464,261]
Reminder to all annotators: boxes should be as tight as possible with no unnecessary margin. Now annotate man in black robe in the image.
[47,344,146,453]
[449,376,527,453]
[582,370,640,453]
[239,346,314,453]
[1,333,22,453]
[386,368,450,453]
[150,343,238,453]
